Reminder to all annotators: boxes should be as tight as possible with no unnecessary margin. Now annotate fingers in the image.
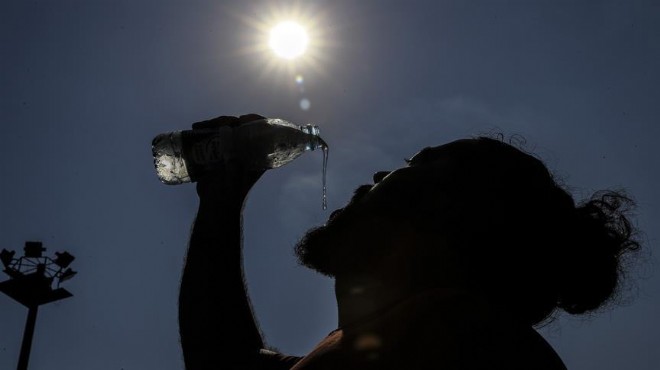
[189,113,269,201]
[238,113,266,123]
[192,116,239,130]
[192,114,266,130]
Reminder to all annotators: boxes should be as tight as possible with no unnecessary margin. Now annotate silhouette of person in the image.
[178,114,640,370]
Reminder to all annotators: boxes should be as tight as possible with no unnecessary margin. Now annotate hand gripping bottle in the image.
[151,118,328,207]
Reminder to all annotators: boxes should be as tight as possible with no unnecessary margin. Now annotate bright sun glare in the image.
[269,21,309,59]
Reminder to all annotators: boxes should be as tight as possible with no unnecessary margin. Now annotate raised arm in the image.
[178,115,301,370]
[178,169,264,369]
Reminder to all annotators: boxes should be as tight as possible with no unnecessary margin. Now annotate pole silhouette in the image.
[0,241,77,370]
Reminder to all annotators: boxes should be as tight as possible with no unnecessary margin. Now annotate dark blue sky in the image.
[1,1,658,369]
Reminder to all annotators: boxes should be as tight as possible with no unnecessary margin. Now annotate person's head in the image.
[295,137,641,326]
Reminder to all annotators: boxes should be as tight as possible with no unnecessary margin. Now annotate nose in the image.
[373,171,391,184]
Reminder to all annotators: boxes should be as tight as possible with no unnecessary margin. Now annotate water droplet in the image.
[320,139,329,210]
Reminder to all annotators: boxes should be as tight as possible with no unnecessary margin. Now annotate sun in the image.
[269,21,309,60]
[230,3,335,84]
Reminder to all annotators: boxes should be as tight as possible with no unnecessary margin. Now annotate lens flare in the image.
[300,98,311,111]
[269,21,309,59]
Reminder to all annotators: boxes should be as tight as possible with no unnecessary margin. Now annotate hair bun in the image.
[556,191,640,315]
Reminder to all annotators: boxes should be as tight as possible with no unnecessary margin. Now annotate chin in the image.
[295,216,389,279]
[294,224,339,277]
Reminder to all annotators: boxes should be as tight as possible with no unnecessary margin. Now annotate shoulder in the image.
[231,349,302,370]
[293,289,568,370]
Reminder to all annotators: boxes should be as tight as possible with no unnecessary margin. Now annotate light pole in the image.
[0,241,77,370]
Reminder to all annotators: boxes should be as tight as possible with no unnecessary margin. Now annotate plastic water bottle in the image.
[152,118,329,208]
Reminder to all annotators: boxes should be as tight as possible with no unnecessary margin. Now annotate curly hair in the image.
[556,190,641,315]
[413,137,642,326]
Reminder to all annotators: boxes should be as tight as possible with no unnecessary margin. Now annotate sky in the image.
[1,0,659,369]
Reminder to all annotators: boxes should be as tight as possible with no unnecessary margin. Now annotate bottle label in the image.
[188,127,234,165]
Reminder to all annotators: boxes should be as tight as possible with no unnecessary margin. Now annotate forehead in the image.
[407,139,477,166]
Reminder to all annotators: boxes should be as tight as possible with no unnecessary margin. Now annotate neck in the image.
[334,274,411,329]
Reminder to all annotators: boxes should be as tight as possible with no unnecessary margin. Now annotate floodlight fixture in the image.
[58,268,77,284]
[1,248,15,268]
[54,251,75,269]
[23,241,45,258]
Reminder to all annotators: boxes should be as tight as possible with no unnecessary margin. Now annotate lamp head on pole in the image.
[54,251,75,269]
[1,241,77,307]
[24,242,46,258]
[1,249,15,268]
